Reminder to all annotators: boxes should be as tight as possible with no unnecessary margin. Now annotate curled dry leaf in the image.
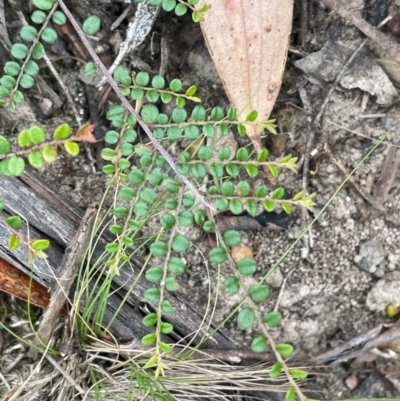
[200,0,293,183]
[0,257,67,315]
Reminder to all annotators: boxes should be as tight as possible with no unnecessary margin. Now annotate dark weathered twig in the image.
[30,207,96,356]
[308,323,400,365]
[299,0,308,48]
[321,0,400,65]
[57,0,213,211]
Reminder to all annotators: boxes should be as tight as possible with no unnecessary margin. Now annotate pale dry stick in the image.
[58,0,213,211]
[300,15,392,255]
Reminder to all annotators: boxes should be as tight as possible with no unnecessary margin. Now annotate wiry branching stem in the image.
[57,0,213,211]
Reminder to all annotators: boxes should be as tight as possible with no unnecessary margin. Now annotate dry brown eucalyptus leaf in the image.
[200,0,293,155]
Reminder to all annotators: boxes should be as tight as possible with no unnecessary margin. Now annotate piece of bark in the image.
[30,207,96,356]
[0,257,67,314]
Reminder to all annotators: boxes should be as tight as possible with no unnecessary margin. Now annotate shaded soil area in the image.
[1,0,400,399]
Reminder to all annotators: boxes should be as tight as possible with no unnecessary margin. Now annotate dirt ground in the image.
[1,0,400,399]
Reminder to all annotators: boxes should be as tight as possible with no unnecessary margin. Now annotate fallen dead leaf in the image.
[200,0,293,158]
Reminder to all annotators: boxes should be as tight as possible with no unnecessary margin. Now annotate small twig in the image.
[274,269,294,312]
[323,141,388,214]
[308,323,400,365]
[58,0,214,211]
[110,4,132,31]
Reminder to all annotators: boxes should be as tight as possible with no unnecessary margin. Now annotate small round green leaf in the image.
[221,181,234,196]
[151,75,165,89]
[20,25,38,42]
[285,387,296,401]
[32,0,54,10]
[144,288,160,301]
[251,335,268,352]
[105,130,119,144]
[263,200,275,212]
[11,43,28,59]
[146,266,163,282]
[41,27,58,44]
[160,213,176,229]
[270,362,282,378]
[178,211,194,227]
[6,215,22,229]
[223,230,241,247]
[28,151,44,168]
[223,276,240,296]
[136,71,149,86]
[248,284,269,302]
[168,257,186,274]
[171,234,189,252]
[8,234,20,251]
[83,15,101,35]
[25,60,39,76]
[263,311,282,328]
[53,123,71,139]
[141,333,156,346]
[229,199,243,215]
[64,141,80,156]
[141,104,159,123]
[169,78,182,91]
[150,241,168,257]
[31,10,47,24]
[237,258,257,275]
[113,207,128,218]
[289,369,308,380]
[52,11,67,25]
[160,322,173,334]
[0,136,11,154]
[161,300,176,313]
[165,276,179,291]
[237,307,255,330]
[20,74,34,89]
[32,42,45,59]
[42,145,57,162]
[84,61,97,76]
[4,61,20,76]
[209,247,227,264]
